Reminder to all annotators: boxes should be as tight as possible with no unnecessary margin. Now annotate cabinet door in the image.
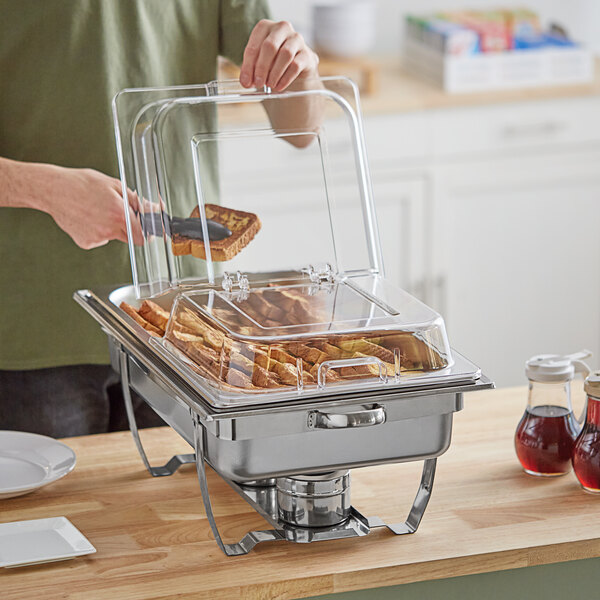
[369,172,430,301]
[220,148,430,295]
[435,149,600,387]
[244,174,430,291]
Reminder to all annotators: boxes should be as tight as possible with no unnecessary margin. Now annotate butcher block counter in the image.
[2,386,600,600]
[357,58,600,114]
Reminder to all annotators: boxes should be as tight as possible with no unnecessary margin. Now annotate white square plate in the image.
[0,517,96,568]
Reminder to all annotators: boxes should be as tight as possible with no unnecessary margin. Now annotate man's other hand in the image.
[240,20,319,92]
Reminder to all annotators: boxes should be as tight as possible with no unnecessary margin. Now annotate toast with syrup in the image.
[171,203,261,261]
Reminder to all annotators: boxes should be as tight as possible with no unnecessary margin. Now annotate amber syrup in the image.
[515,405,579,476]
[573,398,600,493]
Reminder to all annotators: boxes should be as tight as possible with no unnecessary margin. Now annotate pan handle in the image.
[307,404,386,430]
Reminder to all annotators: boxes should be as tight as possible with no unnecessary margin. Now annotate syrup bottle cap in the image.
[526,350,592,383]
[584,371,600,399]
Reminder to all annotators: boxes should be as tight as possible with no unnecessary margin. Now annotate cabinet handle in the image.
[502,121,565,139]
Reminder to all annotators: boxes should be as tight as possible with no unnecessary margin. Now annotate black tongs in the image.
[141,212,232,241]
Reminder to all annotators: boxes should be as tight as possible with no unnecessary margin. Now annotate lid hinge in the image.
[302,264,336,295]
[222,271,250,301]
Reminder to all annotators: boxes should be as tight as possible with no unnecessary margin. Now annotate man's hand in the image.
[240,20,319,92]
[0,158,142,249]
[42,166,143,249]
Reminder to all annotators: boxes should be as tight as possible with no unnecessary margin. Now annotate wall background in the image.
[269,0,600,57]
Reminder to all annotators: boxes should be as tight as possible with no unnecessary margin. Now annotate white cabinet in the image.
[364,97,600,387]
[432,148,600,387]
[363,113,433,300]
[430,96,600,159]
[370,172,429,300]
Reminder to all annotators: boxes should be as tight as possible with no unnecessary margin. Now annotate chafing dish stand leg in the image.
[120,348,195,477]
[193,415,286,556]
[366,457,437,535]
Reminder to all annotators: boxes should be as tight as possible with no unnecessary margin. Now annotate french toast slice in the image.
[225,368,256,389]
[138,300,170,331]
[171,204,261,261]
[269,346,311,372]
[243,293,287,324]
[238,344,314,385]
[336,339,395,364]
[176,308,232,352]
[120,302,163,336]
[261,287,324,324]
[286,342,327,365]
[229,352,282,388]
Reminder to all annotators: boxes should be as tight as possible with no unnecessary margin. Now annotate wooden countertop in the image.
[357,58,600,114]
[3,386,600,599]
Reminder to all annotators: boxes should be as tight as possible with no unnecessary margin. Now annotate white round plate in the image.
[0,431,76,499]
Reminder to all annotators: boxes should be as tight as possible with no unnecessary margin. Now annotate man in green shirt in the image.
[0,1,320,437]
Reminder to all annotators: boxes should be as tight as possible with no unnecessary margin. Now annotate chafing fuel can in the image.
[276,470,351,527]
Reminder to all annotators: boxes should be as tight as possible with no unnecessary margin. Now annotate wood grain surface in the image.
[218,57,600,117]
[2,386,599,599]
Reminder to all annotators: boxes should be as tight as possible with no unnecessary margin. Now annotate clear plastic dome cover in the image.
[112,78,455,406]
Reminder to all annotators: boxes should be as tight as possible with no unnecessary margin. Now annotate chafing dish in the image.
[75,77,493,556]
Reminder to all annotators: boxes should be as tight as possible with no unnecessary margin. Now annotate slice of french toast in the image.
[171,203,261,261]
[120,302,162,336]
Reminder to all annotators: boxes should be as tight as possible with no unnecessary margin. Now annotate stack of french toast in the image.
[120,289,444,392]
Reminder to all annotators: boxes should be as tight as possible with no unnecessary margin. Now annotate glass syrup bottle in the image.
[572,372,600,494]
[515,351,590,477]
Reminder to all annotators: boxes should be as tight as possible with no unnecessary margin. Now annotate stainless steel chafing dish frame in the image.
[75,283,493,556]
